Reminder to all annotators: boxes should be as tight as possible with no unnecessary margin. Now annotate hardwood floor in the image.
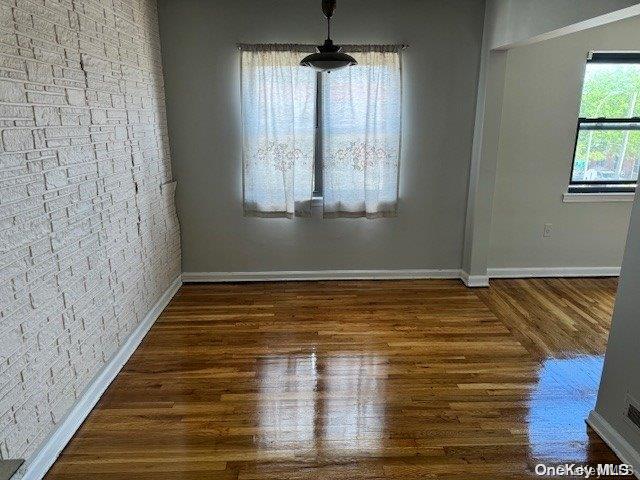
[45,278,629,479]
[477,277,618,359]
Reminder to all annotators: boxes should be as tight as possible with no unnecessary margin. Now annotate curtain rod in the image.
[236,43,409,52]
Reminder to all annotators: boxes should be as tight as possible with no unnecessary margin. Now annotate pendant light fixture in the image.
[300,0,357,72]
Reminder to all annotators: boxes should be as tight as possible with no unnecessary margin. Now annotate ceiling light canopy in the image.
[300,0,356,72]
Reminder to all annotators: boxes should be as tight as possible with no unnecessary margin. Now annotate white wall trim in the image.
[21,275,182,480]
[182,268,620,286]
[182,269,461,283]
[488,267,621,278]
[563,192,635,203]
[460,271,490,288]
[587,410,640,479]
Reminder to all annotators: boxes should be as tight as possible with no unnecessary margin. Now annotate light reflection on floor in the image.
[257,353,387,455]
[322,355,386,454]
[257,354,319,448]
[527,355,604,463]
[256,353,609,465]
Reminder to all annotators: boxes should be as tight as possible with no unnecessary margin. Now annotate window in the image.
[569,52,640,193]
[240,45,402,218]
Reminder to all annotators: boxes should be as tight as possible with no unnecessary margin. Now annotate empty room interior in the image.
[3,0,640,479]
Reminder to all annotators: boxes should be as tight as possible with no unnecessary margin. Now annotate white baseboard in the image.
[460,271,490,288]
[488,267,621,279]
[182,269,462,282]
[21,275,182,480]
[587,410,640,479]
[182,267,620,286]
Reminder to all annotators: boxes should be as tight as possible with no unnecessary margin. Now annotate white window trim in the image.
[563,191,635,203]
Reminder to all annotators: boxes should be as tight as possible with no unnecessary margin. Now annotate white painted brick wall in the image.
[0,0,181,461]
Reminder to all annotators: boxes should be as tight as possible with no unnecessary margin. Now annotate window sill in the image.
[563,192,635,203]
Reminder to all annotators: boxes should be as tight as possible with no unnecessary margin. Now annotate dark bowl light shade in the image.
[300,40,356,71]
[300,51,356,71]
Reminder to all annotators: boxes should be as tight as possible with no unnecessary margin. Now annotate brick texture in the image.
[0,0,181,460]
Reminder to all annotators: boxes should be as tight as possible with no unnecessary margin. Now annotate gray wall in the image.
[461,0,640,279]
[592,182,640,469]
[157,0,484,274]
[489,16,640,270]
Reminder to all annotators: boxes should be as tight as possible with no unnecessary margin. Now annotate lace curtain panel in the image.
[241,48,317,218]
[322,50,402,218]
[240,46,402,218]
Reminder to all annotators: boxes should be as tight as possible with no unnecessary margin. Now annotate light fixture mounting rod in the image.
[322,0,336,40]
[322,0,336,18]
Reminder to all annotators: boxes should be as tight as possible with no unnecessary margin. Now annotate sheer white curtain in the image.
[241,46,317,217]
[321,48,402,218]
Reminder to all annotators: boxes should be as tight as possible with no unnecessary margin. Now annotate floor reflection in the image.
[255,352,609,466]
[257,354,318,447]
[257,353,387,455]
[528,355,604,463]
[322,356,387,454]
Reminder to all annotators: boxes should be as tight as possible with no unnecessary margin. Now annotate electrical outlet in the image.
[543,223,553,238]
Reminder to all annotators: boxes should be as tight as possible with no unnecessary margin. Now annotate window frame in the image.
[313,72,324,198]
[568,51,640,194]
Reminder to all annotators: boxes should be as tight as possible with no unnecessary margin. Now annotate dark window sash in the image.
[313,72,323,197]
[569,119,640,187]
[577,118,640,131]
[568,184,636,193]
[588,52,640,64]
